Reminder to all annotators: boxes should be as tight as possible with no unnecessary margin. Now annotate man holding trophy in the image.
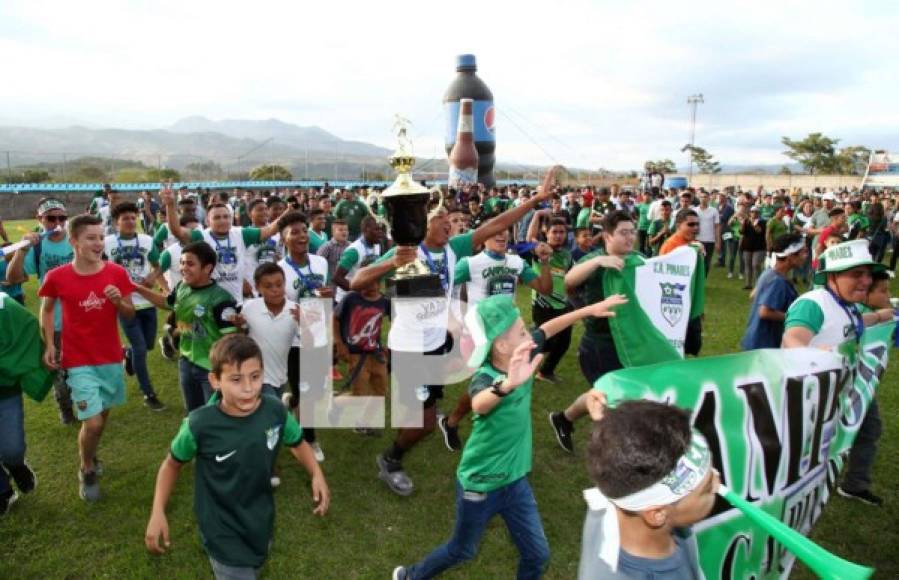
[351,118,559,495]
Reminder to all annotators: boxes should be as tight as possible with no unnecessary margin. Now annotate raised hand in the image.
[504,340,543,391]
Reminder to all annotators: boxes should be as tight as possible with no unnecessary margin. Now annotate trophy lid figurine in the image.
[378,115,445,298]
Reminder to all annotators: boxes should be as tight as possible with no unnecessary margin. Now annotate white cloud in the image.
[1,0,898,170]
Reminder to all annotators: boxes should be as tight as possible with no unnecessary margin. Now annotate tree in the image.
[781,133,840,174]
[644,159,676,174]
[778,165,793,175]
[250,164,292,181]
[145,168,182,182]
[22,169,51,183]
[681,145,721,174]
[833,146,871,176]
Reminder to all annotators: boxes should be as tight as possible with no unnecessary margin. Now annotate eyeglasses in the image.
[43,215,68,223]
[616,229,638,237]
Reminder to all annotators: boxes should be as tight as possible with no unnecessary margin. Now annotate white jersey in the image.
[104,233,155,308]
[160,243,183,290]
[459,251,531,303]
[241,298,299,387]
[335,238,381,302]
[389,244,460,352]
[278,254,330,348]
[787,288,857,349]
[200,228,254,304]
[244,233,282,294]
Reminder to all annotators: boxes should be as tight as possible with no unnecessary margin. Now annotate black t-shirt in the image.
[335,291,391,354]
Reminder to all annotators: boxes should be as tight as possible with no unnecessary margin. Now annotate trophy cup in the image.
[377,115,444,298]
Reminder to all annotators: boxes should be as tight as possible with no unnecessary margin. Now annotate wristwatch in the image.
[490,378,508,398]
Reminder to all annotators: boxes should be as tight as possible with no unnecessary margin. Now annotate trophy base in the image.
[386,273,444,298]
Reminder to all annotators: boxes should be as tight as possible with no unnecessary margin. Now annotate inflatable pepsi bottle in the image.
[443,54,495,189]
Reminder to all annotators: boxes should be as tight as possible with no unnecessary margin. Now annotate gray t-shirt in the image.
[578,508,701,580]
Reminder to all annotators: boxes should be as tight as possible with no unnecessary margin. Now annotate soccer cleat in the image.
[837,486,883,507]
[377,454,414,497]
[144,395,166,412]
[8,461,37,494]
[123,348,135,376]
[549,411,575,453]
[78,469,101,502]
[158,335,177,360]
[437,415,463,452]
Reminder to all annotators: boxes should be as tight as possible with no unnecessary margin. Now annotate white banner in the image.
[633,245,697,355]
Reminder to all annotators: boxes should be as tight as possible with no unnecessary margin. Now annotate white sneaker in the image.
[738,273,744,280]
[727,272,733,279]
[310,442,325,463]
[270,475,281,488]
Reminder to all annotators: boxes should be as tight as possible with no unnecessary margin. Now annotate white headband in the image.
[583,432,712,572]
[774,241,805,259]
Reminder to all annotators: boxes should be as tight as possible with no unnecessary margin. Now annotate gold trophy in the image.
[375,115,444,298]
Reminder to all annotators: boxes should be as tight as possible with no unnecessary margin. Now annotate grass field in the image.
[1,218,897,579]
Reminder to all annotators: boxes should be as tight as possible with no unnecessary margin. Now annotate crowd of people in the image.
[0,172,895,579]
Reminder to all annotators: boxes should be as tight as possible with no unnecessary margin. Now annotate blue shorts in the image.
[67,364,126,420]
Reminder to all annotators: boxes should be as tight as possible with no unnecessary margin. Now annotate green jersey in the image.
[170,395,303,568]
[457,329,546,493]
[0,292,54,401]
[309,229,329,254]
[766,218,788,244]
[333,199,370,238]
[578,249,643,340]
[759,204,776,221]
[636,202,652,231]
[169,281,238,369]
[647,218,673,256]
[531,248,572,310]
[483,196,507,216]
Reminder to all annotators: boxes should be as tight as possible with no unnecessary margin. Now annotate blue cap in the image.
[456,54,477,71]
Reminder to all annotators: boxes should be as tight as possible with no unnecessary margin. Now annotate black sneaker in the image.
[78,469,100,502]
[8,461,37,494]
[123,348,135,376]
[837,486,883,506]
[549,411,575,453]
[158,335,177,361]
[144,395,166,412]
[376,454,414,497]
[0,490,18,516]
[437,415,463,452]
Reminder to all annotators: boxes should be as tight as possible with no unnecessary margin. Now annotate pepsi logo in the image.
[484,106,496,134]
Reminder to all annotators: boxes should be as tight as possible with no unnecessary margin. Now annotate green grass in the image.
[1,218,897,579]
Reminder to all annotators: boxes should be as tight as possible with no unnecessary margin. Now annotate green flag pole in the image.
[717,485,873,579]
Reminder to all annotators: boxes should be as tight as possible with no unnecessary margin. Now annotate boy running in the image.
[104,201,166,411]
[393,292,625,579]
[145,334,330,579]
[38,214,137,501]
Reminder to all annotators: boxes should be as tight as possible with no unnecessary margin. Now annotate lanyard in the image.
[825,287,864,344]
[419,244,448,291]
[116,235,137,261]
[286,256,319,293]
[211,233,233,255]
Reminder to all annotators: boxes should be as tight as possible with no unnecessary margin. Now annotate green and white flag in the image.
[634,245,702,356]
[596,322,893,579]
[603,246,705,367]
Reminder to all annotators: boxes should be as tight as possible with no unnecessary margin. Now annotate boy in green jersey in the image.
[393,292,626,580]
[145,334,330,579]
[134,241,238,411]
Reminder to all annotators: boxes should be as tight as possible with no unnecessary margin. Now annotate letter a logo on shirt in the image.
[79,291,106,312]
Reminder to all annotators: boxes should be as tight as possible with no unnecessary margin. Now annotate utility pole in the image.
[687,93,704,183]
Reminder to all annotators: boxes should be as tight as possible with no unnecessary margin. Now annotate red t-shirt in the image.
[38,262,136,369]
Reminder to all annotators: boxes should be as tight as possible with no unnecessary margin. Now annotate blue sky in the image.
[1,0,897,170]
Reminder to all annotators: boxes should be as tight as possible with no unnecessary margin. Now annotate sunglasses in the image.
[685,222,700,227]
[43,215,68,223]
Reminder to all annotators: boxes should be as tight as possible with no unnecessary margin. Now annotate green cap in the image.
[813,240,885,285]
[464,295,521,368]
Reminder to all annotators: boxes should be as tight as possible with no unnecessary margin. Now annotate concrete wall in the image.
[0,192,142,221]
[687,174,863,191]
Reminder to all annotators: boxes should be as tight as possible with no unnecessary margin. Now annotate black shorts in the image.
[577,334,623,386]
[392,333,454,409]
